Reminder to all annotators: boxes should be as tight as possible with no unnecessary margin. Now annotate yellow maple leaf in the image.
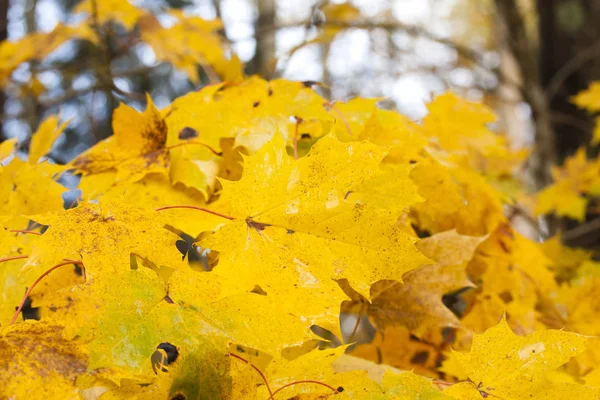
[541,236,592,282]
[72,95,169,183]
[140,14,242,84]
[326,97,381,140]
[167,269,316,355]
[28,115,69,164]
[319,3,361,42]
[422,92,501,154]
[200,133,429,317]
[358,108,427,164]
[0,321,87,399]
[345,163,422,215]
[572,81,600,113]
[0,137,17,161]
[410,158,506,236]
[0,23,95,87]
[362,262,473,338]
[240,346,449,399]
[165,77,333,153]
[536,148,600,221]
[443,318,595,400]
[349,325,443,378]
[464,225,557,334]
[83,173,224,238]
[0,159,66,226]
[26,201,185,277]
[74,0,146,30]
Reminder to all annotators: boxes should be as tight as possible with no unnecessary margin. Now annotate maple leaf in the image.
[167,270,316,355]
[0,321,88,399]
[349,325,443,378]
[165,77,333,153]
[199,133,429,330]
[86,173,225,237]
[536,148,600,221]
[0,115,71,227]
[74,96,223,198]
[421,92,501,154]
[71,95,169,184]
[346,230,481,338]
[572,81,600,144]
[238,346,450,399]
[357,108,427,164]
[140,14,242,84]
[28,116,69,164]
[410,158,506,235]
[325,97,381,140]
[0,137,17,160]
[0,159,66,225]
[442,318,597,400]
[464,225,557,333]
[345,163,423,215]
[26,201,185,277]
[541,236,592,282]
[0,23,96,86]
[74,0,146,30]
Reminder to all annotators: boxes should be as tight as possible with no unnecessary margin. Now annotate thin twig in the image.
[561,218,600,246]
[546,39,600,102]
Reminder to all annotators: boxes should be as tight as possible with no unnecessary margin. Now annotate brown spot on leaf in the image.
[178,127,198,140]
[246,219,270,231]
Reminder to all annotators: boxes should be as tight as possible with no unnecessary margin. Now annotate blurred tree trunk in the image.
[494,0,556,188]
[495,0,600,176]
[537,0,600,161]
[495,0,600,243]
[538,0,600,246]
[248,0,276,77]
[0,0,8,139]
[25,0,41,137]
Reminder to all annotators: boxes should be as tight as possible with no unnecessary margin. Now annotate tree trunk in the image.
[494,0,557,188]
[248,0,276,77]
[537,0,600,161]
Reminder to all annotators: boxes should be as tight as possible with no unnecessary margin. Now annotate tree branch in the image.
[494,0,557,189]
[545,39,600,102]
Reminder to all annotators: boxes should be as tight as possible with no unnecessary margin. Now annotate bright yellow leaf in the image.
[28,116,69,164]
[0,321,87,399]
[26,201,185,277]
[443,318,595,400]
[74,0,146,29]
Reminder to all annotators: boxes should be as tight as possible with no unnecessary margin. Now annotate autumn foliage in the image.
[2,2,600,400]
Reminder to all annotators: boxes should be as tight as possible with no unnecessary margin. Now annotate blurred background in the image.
[0,0,599,240]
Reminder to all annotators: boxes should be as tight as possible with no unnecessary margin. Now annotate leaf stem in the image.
[0,255,29,264]
[229,352,273,398]
[9,229,42,236]
[155,205,236,220]
[9,259,84,325]
[292,116,303,160]
[325,101,352,138]
[268,380,339,399]
[165,141,221,156]
[347,302,365,344]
